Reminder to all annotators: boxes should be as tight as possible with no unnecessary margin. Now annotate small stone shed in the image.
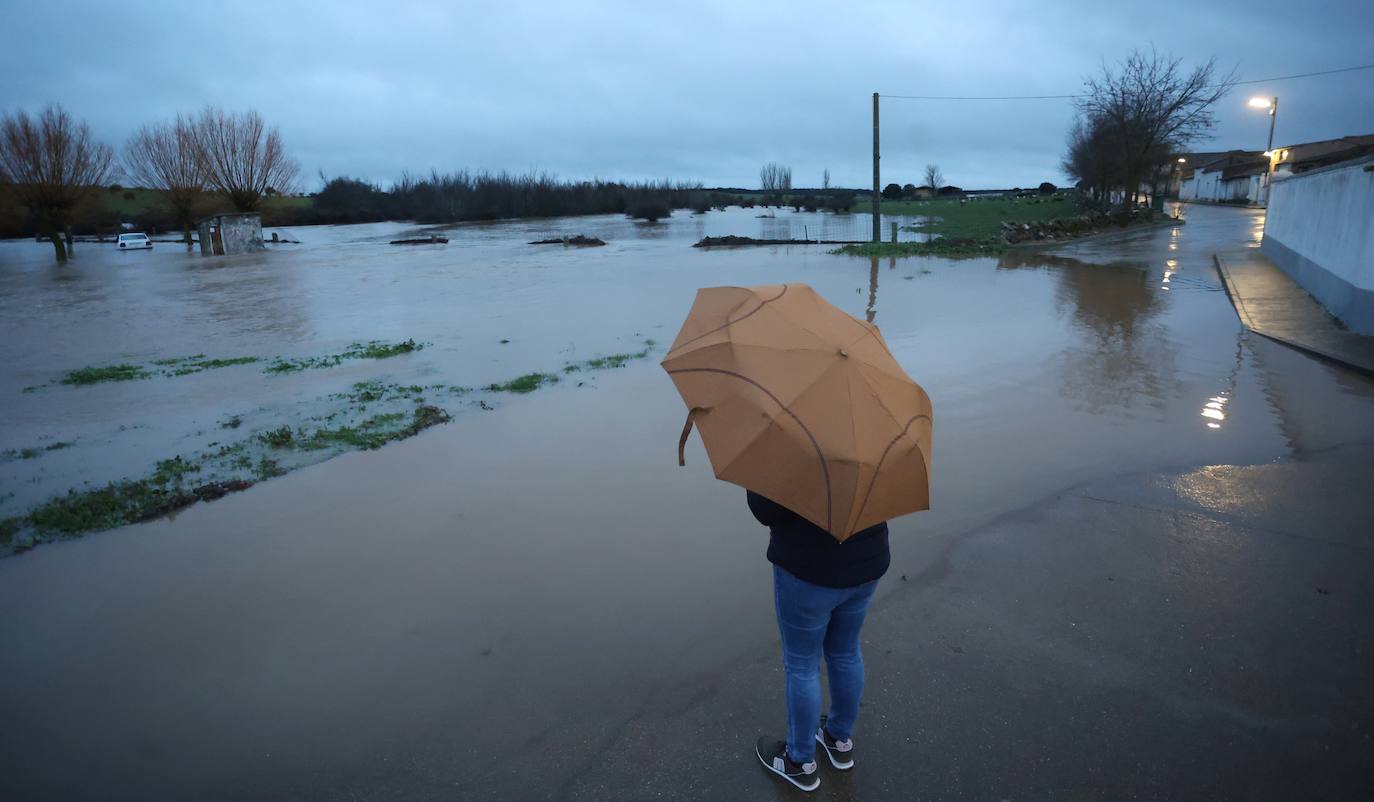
[197,213,265,256]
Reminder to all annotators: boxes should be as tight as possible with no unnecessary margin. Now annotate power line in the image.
[880,62,1374,101]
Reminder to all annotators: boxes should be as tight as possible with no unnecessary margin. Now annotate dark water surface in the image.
[2,203,1373,800]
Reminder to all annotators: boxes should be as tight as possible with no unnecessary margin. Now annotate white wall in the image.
[1262,154,1374,333]
[1194,170,1223,201]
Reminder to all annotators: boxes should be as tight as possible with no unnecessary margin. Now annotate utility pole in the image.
[872,92,880,243]
[1263,97,1278,205]
[1265,96,1278,153]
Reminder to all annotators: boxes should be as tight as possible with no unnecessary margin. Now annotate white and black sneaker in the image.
[815,716,855,770]
[756,736,820,792]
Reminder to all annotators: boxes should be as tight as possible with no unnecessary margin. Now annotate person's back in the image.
[748,490,890,792]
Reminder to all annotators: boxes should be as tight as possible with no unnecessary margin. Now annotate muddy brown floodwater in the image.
[2,203,1373,800]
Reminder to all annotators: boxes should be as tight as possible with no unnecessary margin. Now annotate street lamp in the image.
[1248,96,1279,154]
[1248,96,1279,203]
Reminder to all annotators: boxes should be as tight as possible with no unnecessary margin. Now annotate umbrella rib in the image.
[848,413,931,534]
[665,366,831,533]
[665,285,790,357]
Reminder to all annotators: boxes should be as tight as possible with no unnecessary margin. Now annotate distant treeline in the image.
[300,172,858,226]
[0,171,864,238]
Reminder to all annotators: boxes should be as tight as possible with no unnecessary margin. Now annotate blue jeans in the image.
[772,564,879,764]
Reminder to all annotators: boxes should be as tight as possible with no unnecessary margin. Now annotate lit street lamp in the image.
[1248,96,1279,203]
[1248,96,1279,154]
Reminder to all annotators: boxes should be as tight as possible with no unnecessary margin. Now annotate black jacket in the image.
[747,491,890,588]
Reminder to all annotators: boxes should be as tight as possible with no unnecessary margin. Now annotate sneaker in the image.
[815,716,854,770]
[756,735,820,792]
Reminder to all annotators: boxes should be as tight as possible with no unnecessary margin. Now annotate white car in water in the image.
[117,232,152,250]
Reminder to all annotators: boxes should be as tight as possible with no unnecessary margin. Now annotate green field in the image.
[883,195,1079,240]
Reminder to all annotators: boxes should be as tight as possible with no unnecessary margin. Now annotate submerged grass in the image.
[834,239,1007,258]
[159,355,261,376]
[3,335,661,554]
[487,372,560,394]
[882,195,1079,240]
[262,407,451,452]
[61,364,150,385]
[265,339,424,373]
[834,195,1082,257]
[34,340,421,393]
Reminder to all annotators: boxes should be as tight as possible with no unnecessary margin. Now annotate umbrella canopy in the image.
[662,283,932,541]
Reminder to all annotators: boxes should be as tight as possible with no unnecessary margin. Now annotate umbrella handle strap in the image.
[678,407,704,467]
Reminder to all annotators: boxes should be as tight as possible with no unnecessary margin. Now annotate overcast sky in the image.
[4,0,1372,191]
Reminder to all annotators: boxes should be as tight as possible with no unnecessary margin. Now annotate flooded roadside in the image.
[3,203,1374,799]
[0,208,928,549]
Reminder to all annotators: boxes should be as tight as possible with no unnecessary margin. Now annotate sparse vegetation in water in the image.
[261,426,295,447]
[3,440,72,462]
[61,364,150,385]
[833,239,1007,258]
[264,339,424,373]
[0,517,22,549]
[333,380,431,405]
[565,339,657,372]
[154,355,261,376]
[40,354,261,392]
[487,372,560,394]
[2,334,665,555]
[263,407,451,452]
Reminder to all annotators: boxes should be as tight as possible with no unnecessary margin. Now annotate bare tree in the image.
[779,166,792,194]
[125,114,205,243]
[1074,49,1235,209]
[190,107,299,212]
[0,105,114,261]
[923,164,943,193]
[1061,114,1121,206]
[821,168,830,191]
[759,163,778,192]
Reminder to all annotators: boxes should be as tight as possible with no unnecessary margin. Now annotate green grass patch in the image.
[18,454,243,540]
[61,364,150,385]
[261,426,296,447]
[44,353,261,391]
[832,195,1085,257]
[265,339,424,373]
[833,239,1007,258]
[275,407,450,451]
[160,355,261,376]
[0,516,21,548]
[487,372,560,394]
[333,380,432,404]
[880,195,1079,240]
[562,340,658,373]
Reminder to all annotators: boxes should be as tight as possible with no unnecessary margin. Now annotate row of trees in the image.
[0,104,299,260]
[879,164,950,199]
[311,171,703,225]
[1062,49,1234,209]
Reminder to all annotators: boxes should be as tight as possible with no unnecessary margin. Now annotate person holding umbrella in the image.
[663,283,933,792]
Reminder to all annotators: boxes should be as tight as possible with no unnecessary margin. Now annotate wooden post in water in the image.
[871,92,881,243]
[890,222,897,243]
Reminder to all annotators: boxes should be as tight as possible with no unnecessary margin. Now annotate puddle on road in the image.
[3,203,1374,798]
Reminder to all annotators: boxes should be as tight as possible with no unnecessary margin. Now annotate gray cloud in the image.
[3,0,1372,191]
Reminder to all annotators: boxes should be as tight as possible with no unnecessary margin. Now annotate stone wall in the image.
[1261,155,1374,334]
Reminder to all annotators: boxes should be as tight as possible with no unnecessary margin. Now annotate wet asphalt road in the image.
[560,440,1374,802]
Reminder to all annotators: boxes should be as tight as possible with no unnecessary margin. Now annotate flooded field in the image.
[2,203,1374,799]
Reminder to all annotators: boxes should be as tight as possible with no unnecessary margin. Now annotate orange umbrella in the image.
[662,283,933,541]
